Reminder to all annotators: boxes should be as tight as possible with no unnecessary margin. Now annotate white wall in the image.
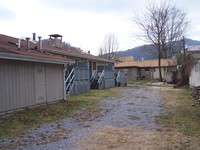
[189,63,200,87]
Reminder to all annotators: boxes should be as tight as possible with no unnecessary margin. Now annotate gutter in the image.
[43,48,114,63]
[0,52,73,64]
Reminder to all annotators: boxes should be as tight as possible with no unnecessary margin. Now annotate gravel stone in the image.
[0,87,164,150]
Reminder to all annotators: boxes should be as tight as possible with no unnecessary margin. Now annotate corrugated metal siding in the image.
[74,68,90,94]
[98,71,115,89]
[15,61,35,108]
[0,60,35,113]
[104,79,115,88]
[104,71,115,88]
[117,71,126,86]
[69,68,90,95]
[46,64,64,102]
[0,59,64,113]
[0,60,14,112]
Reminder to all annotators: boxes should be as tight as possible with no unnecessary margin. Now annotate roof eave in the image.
[0,52,72,64]
[43,48,113,63]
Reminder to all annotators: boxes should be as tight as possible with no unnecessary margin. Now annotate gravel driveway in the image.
[1,86,164,150]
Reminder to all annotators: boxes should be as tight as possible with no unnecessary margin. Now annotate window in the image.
[144,68,149,71]
[93,62,97,70]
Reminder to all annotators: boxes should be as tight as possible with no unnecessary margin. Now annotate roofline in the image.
[43,48,114,63]
[0,52,72,64]
[115,65,175,68]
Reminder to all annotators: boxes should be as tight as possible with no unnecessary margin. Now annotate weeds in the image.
[159,87,200,135]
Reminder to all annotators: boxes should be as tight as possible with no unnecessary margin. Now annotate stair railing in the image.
[116,71,121,84]
[90,70,97,86]
[97,69,105,85]
[65,68,75,96]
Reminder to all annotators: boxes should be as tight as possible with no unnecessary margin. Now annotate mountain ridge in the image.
[116,38,200,60]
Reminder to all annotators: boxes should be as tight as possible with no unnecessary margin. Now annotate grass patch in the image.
[0,88,118,140]
[158,87,200,135]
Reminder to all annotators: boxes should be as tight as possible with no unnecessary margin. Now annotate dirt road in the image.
[1,86,200,150]
[77,86,200,150]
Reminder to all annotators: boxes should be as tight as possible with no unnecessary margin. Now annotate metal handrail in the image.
[116,71,121,83]
[66,75,75,91]
[90,70,97,85]
[65,68,75,84]
[98,69,105,84]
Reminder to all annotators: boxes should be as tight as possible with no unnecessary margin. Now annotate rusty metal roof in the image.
[0,34,113,64]
[0,34,72,64]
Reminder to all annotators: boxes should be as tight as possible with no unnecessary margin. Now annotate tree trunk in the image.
[158,57,163,81]
[158,45,163,82]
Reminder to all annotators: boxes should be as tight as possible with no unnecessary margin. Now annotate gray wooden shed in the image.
[0,34,71,113]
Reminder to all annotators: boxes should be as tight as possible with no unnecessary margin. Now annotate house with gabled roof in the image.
[186,45,200,61]
[115,58,177,82]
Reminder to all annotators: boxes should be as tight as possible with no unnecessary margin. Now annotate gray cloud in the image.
[40,0,137,13]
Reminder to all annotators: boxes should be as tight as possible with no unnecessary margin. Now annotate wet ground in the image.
[0,86,165,150]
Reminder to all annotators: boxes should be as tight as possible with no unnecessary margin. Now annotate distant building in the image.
[115,58,177,82]
[186,45,200,61]
[116,56,134,62]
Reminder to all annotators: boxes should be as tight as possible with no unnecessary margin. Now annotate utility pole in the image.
[183,36,186,58]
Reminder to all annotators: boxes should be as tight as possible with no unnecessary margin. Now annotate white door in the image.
[34,63,46,104]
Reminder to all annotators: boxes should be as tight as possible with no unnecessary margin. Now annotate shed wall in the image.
[0,60,35,112]
[0,59,64,113]
[46,64,64,102]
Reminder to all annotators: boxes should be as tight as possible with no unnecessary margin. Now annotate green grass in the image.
[158,87,200,135]
[0,88,118,140]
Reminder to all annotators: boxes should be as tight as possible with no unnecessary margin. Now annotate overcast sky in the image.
[1,0,200,55]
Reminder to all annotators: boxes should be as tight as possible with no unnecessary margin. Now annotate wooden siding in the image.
[0,59,64,113]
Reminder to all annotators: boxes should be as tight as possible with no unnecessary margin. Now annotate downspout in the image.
[63,64,67,100]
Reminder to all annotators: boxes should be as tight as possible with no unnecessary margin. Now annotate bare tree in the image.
[133,0,189,81]
[99,33,119,60]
